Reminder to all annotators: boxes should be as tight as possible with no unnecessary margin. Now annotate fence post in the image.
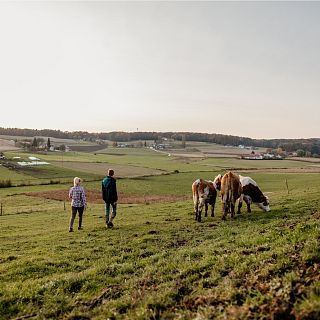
[64,201,66,211]
[285,179,289,194]
[0,203,2,216]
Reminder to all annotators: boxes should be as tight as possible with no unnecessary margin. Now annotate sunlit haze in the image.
[1,1,320,139]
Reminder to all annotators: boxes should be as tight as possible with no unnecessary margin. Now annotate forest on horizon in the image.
[1,127,320,155]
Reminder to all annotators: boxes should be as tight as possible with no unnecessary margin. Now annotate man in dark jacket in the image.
[102,169,118,228]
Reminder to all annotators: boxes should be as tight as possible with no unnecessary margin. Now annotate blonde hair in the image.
[73,177,81,186]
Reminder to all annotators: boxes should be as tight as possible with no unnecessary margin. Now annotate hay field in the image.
[51,161,165,178]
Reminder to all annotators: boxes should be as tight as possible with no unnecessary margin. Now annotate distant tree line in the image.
[1,127,320,155]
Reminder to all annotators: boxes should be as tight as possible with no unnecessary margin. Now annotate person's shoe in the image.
[107,221,114,228]
[78,227,83,230]
[69,228,73,232]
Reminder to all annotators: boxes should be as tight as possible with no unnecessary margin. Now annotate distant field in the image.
[51,161,165,178]
[0,160,101,186]
[290,157,320,163]
[0,138,19,151]
[199,157,319,171]
[2,147,319,188]
[0,165,29,181]
[0,134,79,144]
[68,145,108,152]
[165,141,266,158]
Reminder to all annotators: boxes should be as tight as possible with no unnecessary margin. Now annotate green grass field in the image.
[1,147,320,319]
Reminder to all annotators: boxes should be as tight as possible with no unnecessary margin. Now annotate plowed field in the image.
[24,189,190,204]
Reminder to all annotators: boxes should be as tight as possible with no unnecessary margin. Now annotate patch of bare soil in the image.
[23,189,190,204]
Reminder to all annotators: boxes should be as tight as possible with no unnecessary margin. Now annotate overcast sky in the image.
[0,1,319,139]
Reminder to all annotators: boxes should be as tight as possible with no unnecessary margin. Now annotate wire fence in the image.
[0,201,68,217]
[0,200,96,217]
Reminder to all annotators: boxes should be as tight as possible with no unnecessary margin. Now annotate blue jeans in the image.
[105,202,117,222]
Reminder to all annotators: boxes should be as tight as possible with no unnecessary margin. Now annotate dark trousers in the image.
[69,206,84,230]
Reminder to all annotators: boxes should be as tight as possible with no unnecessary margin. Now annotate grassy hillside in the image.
[0,148,320,319]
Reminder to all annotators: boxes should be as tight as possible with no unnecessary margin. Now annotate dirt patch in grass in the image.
[23,189,190,204]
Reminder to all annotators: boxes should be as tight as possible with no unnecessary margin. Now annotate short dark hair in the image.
[108,169,114,176]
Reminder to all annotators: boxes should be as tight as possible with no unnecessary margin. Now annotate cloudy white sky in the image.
[0,1,319,139]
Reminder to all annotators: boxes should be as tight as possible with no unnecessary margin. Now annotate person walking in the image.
[102,169,118,228]
[68,177,87,232]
